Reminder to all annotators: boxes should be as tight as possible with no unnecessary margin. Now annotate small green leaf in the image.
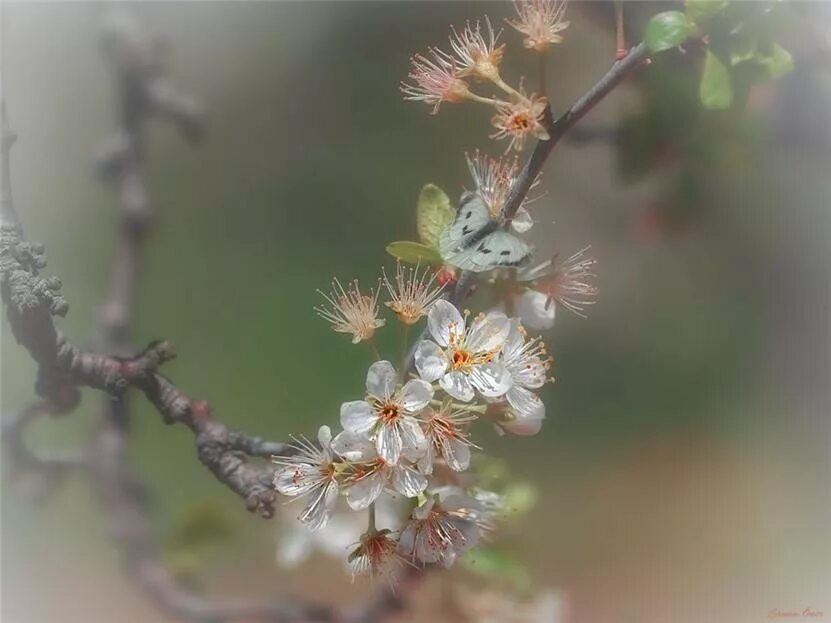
[699,50,733,109]
[386,241,442,265]
[416,184,454,248]
[644,11,695,53]
[729,26,758,66]
[757,43,793,79]
[685,0,728,24]
[501,482,538,519]
[461,547,533,592]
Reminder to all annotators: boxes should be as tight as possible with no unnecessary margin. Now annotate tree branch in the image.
[502,41,650,222]
[2,17,655,623]
[1,11,426,622]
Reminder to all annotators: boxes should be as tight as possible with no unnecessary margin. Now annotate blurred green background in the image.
[2,2,829,622]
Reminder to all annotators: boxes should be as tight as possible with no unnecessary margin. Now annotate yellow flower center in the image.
[378,403,400,422]
[508,112,533,133]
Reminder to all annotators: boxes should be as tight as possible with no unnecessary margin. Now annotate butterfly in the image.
[439,191,532,273]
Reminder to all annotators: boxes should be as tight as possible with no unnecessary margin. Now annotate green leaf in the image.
[644,11,695,53]
[699,50,733,109]
[729,25,758,66]
[386,241,442,265]
[501,482,538,519]
[757,43,793,79]
[685,0,728,24]
[461,547,533,592]
[416,184,454,248]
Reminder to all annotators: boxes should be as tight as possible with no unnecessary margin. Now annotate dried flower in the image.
[508,0,570,53]
[348,528,404,580]
[398,494,482,567]
[491,88,550,152]
[383,263,445,325]
[418,402,479,474]
[448,16,506,81]
[414,300,512,402]
[466,150,541,231]
[338,360,431,465]
[401,50,471,114]
[272,426,340,531]
[520,247,598,317]
[315,278,386,344]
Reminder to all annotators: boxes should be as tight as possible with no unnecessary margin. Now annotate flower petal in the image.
[501,319,525,362]
[392,465,427,498]
[366,360,398,399]
[428,299,465,348]
[502,411,544,436]
[346,471,385,510]
[466,311,509,353]
[274,464,321,497]
[331,430,377,461]
[509,354,547,390]
[376,422,403,465]
[439,370,475,402]
[510,207,534,233]
[516,289,555,331]
[503,386,545,435]
[399,415,428,456]
[414,340,448,382]
[317,425,332,448]
[442,437,471,472]
[505,385,545,419]
[470,361,512,397]
[417,444,436,475]
[399,379,434,413]
[340,400,376,434]
[298,479,339,531]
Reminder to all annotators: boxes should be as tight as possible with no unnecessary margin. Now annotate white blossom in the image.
[339,360,431,465]
[398,493,482,567]
[414,300,512,402]
[515,289,556,331]
[348,528,405,580]
[418,403,478,474]
[334,432,427,509]
[498,320,550,435]
[272,426,340,531]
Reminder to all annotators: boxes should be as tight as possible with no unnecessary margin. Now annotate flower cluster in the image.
[275,288,552,580]
[401,1,571,151]
[275,0,596,587]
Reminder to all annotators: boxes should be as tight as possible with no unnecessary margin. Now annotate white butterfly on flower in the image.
[439,152,538,272]
[439,192,532,272]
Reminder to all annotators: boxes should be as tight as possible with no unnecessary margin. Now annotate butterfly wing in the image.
[444,230,533,273]
[439,193,493,257]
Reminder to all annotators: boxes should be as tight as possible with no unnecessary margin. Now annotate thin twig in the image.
[501,41,649,222]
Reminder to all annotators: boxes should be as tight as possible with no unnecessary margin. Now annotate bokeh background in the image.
[2,2,829,622]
